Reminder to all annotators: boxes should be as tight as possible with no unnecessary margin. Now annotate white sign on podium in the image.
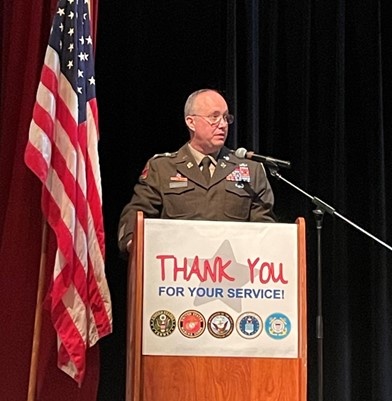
[142,219,298,358]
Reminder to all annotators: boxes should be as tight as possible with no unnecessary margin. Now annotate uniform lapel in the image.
[175,145,209,187]
[173,145,240,188]
[209,148,237,186]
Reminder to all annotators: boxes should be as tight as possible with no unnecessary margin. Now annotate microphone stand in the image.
[265,164,392,401]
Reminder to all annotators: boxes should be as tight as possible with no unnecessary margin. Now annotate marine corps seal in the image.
[178,310,206,338]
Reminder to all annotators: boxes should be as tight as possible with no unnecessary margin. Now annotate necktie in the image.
[201,156,211,184]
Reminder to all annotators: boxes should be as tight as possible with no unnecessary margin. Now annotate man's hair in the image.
[184,88,221,118]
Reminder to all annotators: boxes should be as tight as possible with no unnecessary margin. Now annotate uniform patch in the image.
[265,313,291,339]
[169,173,188,188]
[236,312,263,339]
[226,165,250,182]
[169,181,188,188]
[170,173,188,182]
[178,310,206,338]
[150,310,176,337]
[152,152,177,159]
[140,162,150,179]
[207,311,234,339]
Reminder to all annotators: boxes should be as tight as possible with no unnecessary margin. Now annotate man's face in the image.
[186,91,230,154]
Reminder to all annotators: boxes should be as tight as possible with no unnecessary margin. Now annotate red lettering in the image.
[215,257,234,282]
[155,254,234,282]
[246,258,289,284]
[247,258,259,283]
[258,262,288,284]
[187,256,205,281]
[156,255,175,280]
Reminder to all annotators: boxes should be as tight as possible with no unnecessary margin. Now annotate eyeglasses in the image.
[191,113,234,126]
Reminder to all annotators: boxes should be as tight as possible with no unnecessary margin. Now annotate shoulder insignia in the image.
[152,151,178,159]
[140,152,178,179]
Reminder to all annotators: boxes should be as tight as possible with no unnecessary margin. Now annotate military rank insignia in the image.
[226,164,250,182]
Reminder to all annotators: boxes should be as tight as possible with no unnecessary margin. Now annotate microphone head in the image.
[234,147,247,158]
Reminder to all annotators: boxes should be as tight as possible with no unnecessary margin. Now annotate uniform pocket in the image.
[224,181,252,220]
[163,184,197,218]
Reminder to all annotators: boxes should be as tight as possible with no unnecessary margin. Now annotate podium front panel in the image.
[126,215,307,401]
[143,219,298,359]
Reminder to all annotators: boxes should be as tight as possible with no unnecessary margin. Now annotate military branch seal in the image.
[236,312,263,339]
[178,310,206,339]
[207,311,234,339]
[150,310,176,337]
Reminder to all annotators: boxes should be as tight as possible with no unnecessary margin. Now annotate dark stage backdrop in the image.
[1,1,391,401]
[95,1,392,401]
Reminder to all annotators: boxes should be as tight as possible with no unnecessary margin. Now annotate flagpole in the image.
[27,219,49,401]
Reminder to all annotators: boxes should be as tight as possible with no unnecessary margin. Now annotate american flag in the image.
[24,0,112,384]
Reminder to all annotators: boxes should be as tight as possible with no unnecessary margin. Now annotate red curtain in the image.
[0,1,100,400]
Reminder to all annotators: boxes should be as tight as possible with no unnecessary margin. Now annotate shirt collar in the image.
[187,143,218,166]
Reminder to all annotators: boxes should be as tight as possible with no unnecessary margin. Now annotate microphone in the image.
[234,147,291,169]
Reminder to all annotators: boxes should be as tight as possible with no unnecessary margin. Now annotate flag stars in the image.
[78,52,86,61]
[47,1,97,110]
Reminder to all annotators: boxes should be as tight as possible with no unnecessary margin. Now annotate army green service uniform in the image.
[118,144,275,253]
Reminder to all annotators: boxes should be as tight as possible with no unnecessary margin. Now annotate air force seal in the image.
[236,312,263,339]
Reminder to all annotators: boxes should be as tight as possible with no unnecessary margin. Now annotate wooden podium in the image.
[126,212,307,401]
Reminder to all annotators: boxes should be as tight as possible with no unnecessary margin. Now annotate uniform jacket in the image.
[118,144,275,252]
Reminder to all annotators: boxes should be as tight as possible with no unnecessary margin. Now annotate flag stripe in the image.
[24,139,49,182]
[25,0,112,384]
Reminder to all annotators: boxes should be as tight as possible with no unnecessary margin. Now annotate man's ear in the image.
[185,116,195,132]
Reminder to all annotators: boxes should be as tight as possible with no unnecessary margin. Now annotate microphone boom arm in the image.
[269,167,392,251]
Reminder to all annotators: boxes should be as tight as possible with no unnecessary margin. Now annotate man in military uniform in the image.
[118,89,276,253]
